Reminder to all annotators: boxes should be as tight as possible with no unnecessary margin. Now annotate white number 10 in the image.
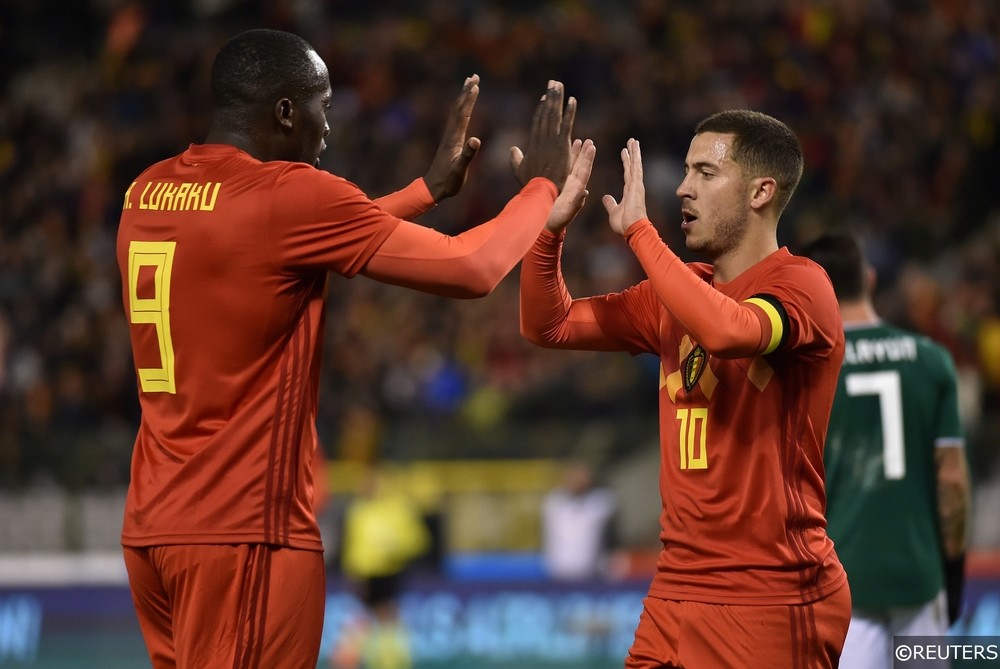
[845,370,904,480]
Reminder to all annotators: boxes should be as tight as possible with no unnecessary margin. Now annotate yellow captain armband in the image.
[744,295,787,355]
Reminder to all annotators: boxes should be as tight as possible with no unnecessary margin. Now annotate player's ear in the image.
[749,176,776,211]
[865,264,877,294]
[276,98,294,130]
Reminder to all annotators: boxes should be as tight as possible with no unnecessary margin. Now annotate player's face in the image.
[675,132,751,259]
[292,51,332,167]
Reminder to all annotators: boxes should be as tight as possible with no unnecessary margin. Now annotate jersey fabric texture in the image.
[522,222,847,606]
[117,143,408,550]
[824,321,964,610]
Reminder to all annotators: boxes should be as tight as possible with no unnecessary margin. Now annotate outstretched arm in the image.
[519,229,627,351]
[363,177,556,298]
[372,178,437,221]
[520,141,629,351]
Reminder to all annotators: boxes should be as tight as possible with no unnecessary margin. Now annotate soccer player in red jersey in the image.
[521,114,851,668]
[117,28,593,669]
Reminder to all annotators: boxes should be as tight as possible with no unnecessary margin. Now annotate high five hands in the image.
[423,75,483,203]
[603,138,648,236]
[543,137,649,236]
[426,77,645,238]
[545,138,596,233]
[425,77,586,205]
[511,80,576,191]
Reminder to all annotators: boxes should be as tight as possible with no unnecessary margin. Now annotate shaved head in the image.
[206,29,332,164]
[210,29,327,121]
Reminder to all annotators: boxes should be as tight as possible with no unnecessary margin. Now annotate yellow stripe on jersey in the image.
[745,297,784,354]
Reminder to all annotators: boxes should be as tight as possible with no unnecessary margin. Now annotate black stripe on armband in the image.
[743,293,789,354]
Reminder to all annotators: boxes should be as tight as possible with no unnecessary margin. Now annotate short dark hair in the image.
[695,110,804,215]
[799,230,867,301]
[210,29,326,115]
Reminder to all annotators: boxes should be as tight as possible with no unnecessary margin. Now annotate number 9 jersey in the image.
[117,144,403,550]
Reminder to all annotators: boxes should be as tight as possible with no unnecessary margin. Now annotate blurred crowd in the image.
[1,0,999,489]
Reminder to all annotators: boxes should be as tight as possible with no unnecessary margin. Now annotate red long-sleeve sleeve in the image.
[519,228,622,350]
[362,177,557,298]
[624,219,773,358]
[520,220,775,357]
[372,178,436,220]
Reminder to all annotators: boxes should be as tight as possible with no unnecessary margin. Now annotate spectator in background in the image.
[801,231,971,669]
[333,464,430,669]
[541,459,616,581]
[116,28,588,669]
[3,1,999,489]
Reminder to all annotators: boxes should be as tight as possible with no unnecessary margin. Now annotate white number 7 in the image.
[845,371,904,480]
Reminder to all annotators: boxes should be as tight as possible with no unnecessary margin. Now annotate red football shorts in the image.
[625,581,851,669]
[123,544,326,669]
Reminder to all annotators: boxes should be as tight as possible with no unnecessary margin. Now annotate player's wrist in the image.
[944,553,966,625]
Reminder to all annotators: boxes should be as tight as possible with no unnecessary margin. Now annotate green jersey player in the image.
[802,232,971,669]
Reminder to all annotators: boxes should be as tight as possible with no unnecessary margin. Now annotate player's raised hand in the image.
[603,138,648,236]
[545,139,596,233]
[510,80,576,191]
[423,75,482,202]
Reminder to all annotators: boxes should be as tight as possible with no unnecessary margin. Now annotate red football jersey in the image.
[521,223,847,605]
[117,144,403,550]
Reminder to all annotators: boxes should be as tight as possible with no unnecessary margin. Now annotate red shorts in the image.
[625,582,851,669]
[123,544,325,669]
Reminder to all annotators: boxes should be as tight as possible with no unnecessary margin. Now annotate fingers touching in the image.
[545,139,596,233]
[428,77,648,239]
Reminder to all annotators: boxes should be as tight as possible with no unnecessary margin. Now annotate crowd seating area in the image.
[1,1,998,493]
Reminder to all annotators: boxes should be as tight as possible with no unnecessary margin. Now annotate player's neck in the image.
[712,233,778,284]
[204,125,265,161]
[839,298,879,326]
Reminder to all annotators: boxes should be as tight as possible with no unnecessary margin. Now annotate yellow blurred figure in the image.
[333,465,429,669]
[341,467,430,581]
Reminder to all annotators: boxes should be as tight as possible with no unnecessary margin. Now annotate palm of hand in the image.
[606,139,647,235]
